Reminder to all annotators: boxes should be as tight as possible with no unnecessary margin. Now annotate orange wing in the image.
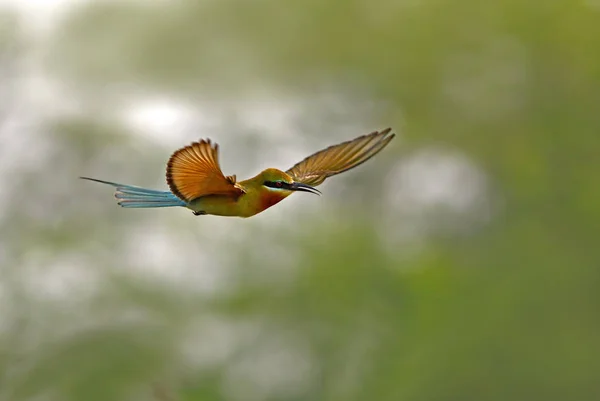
[166,139,244,202]
[286,128,395,186]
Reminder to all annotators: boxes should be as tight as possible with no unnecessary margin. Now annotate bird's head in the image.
[258,168,321,196]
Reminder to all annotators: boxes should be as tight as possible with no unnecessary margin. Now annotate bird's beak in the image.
[290,182,321,195]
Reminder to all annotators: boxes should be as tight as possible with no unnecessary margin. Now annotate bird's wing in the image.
[166,139,244,202]
[285,128,395,186]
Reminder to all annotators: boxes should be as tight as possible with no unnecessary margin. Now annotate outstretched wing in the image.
[286,128,395,186]
[166,139,244,202]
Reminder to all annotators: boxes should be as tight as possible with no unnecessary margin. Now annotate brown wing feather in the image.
[166,139,244,202]
[286,128,395,186]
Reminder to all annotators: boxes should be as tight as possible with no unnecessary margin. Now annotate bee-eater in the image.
[81,128,395,218]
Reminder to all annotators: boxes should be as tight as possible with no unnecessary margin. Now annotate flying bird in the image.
[81,128,395,218]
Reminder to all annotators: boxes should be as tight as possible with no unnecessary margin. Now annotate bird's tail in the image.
[80,177,186,208]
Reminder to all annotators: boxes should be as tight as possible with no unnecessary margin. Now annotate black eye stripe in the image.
[264,180,291,189]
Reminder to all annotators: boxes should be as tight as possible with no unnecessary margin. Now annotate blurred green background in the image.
[0,0,599,400]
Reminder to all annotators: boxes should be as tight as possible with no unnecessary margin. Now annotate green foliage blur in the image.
[1,0,599,400]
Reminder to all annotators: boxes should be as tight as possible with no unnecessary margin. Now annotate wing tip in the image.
[381,127,396,142]
[376,127,395,138]
[361,127,395,142]
[375,127,396,148]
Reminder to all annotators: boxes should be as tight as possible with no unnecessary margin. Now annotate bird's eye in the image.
[275,181,283,188]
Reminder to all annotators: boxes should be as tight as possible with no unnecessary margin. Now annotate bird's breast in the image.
[234,189,289,218]
[259,191,287,210]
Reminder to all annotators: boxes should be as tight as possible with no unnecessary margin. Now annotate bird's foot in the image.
[192,211,207,216]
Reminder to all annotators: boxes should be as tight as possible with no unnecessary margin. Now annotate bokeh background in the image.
[1,0,599,400]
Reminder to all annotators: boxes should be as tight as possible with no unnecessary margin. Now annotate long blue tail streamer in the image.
[80,177,186,208]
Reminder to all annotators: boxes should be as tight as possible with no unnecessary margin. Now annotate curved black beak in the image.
[290,182,321,195]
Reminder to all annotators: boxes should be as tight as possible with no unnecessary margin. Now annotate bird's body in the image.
[82,128,395,218]
[186,169,296,217]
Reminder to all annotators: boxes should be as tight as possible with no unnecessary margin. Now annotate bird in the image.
[81,128,395,218]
